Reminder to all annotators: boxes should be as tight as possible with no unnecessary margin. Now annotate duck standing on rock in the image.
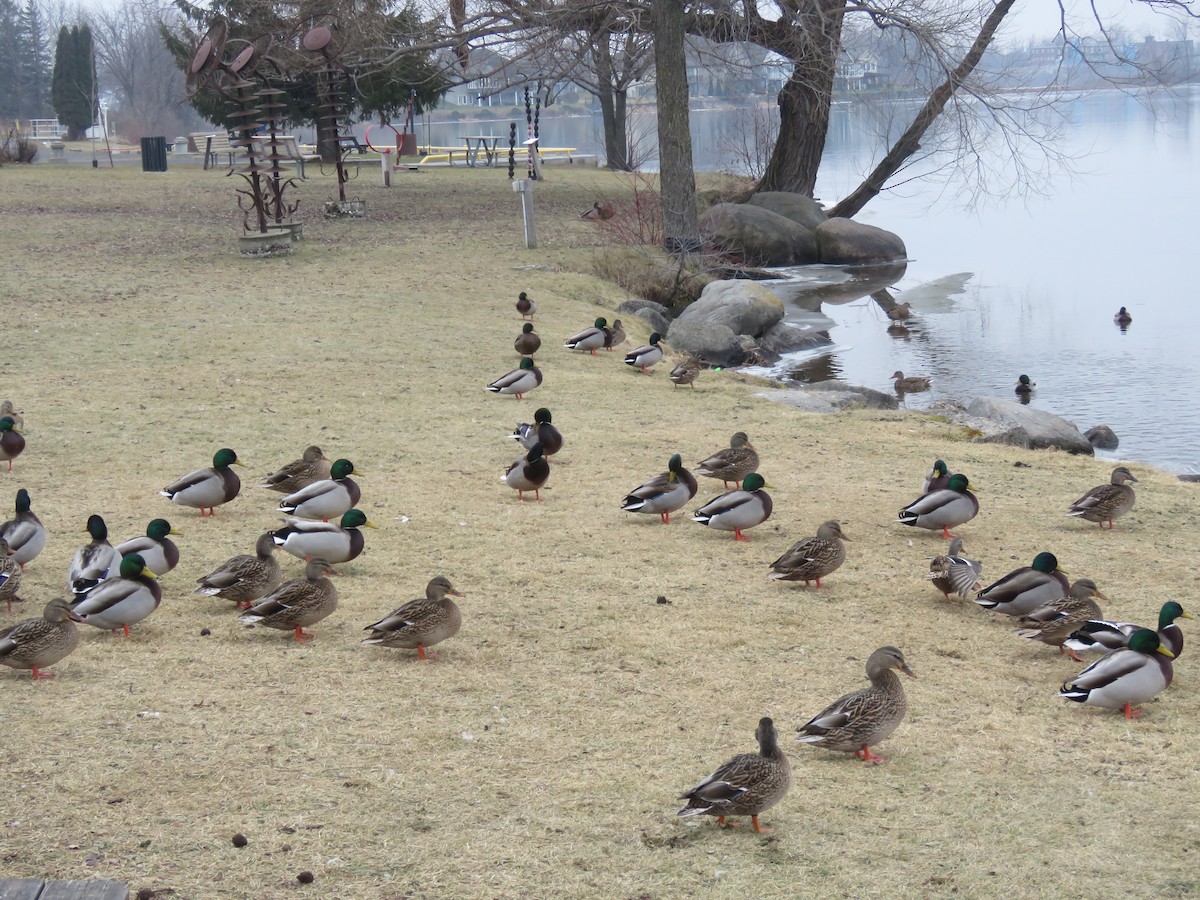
[692,473,772,542]
[514,322,541,356]
[897,473,978,539]
[677,717,790,834]
[768,520,849,588]
[194,532,283,609]
[974,551,1068,617]
[1066,466,1137,529]
[624,333,664,375]
[511,408,563,457]
[0,598,82,680]
[1014,578,1108,661]
[260,446,331,494]
[503,443,550,502]
[361,576,466,661]
[487,357,542,400]
[0,416,24,472]
[160,448,243,517]
[115,518,181,577]
[620,454,698,524]
[564,317,609,355]
[927,537,982,601]
[238,558,340,643]
[0,488,46,569]
[1059,628,1174,719]
[696,432,759,489]
[796,646,914,764]
[71,553,161,636]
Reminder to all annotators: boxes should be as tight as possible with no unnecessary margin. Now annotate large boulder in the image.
[674,279,785,337]
[758,321,832,356]
[966,397,1094,455]
[617,298,672,335]
[699,203,819,266]
[1085,424,1119,450]
[815,217,907,265]
[747,192,828,231]
[757,381,899,413]
[664,320,747,368]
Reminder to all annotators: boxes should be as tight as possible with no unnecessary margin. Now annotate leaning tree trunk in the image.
[756,0,846,197]
[828,0,1017,219]
[652,0,700,255]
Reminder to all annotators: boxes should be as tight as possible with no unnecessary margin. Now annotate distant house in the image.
[1134,35,1195,81]
[834,53,884,92]
[440,49,582,108]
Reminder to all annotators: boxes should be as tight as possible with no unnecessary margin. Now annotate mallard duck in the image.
[516,291,537,320]
[796,646,914,764]
[361,576,465,661]
[1066,466,1137,529]
[696,432,759,489]
[160,448,243,517]
[564,317,609,355]
[922,459,952,494]
[0,400,23,431]
[195,532,284,609]
[278,458,362,521]
[514,322,541,356]
[114,518,181,577]
[669,356,701,389]
[0,597,82,680]
[1059,628,1174,719]
[677,717,791,834]
[0,539,20,613]
[768,521,849,588]
[892,370,931,393]
[974,551,1068,617]
[71,554,161,636]
[692,473,772,542]
[897,473,978,539]
[604,319,626,351]
[580,201,614,221]
[67,515,122,600]
[1064,601,1192,658]
[273,509,377,564]
[1114,306,1132,325]
[620,454,698,524]
[927,537,982,601]
[511,408,563,456]
[1014,374,1035,396]
[486,357,542,400]
[237,557,340,643]
[624,332,664,374]
[1014,578,1108,661]
[0,416,24,472]
[0,488,46,568]
[260,445,331,494]
[887,301,912,321]
[503,443,550,502]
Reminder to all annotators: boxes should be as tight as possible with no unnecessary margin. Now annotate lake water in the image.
[420,87,1200,472]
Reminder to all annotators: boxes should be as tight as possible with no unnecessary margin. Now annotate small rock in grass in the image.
[232,833,248,848]
[297,871,315,884]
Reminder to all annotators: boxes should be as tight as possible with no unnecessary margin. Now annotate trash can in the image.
[140,136,168,172]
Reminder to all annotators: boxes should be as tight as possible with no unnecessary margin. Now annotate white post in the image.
[512,179,538,249]
[380,149,393,187]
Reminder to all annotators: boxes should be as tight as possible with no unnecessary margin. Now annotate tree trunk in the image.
[829,0,1017,219]
[652,0,700,255]
[756,0,846,197]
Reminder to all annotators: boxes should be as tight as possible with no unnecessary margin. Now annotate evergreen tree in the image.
[51,23,95,139]
[18,0,52,118]
[0,0,20,120]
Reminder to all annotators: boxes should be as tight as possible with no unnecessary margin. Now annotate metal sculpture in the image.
[302,25,357,210]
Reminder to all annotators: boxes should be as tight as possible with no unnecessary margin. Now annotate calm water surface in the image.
[424,88,1200,472]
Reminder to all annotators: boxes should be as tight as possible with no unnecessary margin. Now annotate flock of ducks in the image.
[0,292,1175,834]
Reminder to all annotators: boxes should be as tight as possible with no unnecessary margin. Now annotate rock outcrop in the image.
[966,397,1094,455]
[699,202,819,266]
[814,217,907,265]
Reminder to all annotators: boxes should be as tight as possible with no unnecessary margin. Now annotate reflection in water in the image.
[786,349,842,383]
[886,322,911,340]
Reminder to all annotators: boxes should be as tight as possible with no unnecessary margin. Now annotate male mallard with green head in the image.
[238,558,340,643]
[0,597,82,680]
[514,322,541,356]
[1059,628,1174,719]
[115,518,181,577]
[565,317,609,355]
[362,576,466,661]
[160,448,243,517]
[0,416,24,472]
[195,532,284,609]
[624,332,664,374]
[1066,466,1137,529]
[67,514,122,601]
[1014,374,1035,396]
[504,443,550,502]
[695,432,759,489]
[974,551,1068,617]
[796,646,914,764]
[511,408,563,456]
[278,458,362,522]
[273,509,377,564]
[0,401,23,431]
[260,445,331,494]
[677,717,791,834]
[922,459,952,494]
[768,521,849,588]
[516,291,537,320]
[487,357,542,400]
[620,454,698,524]
[1014,578,1108,661]
[1064,601,1192,659]
[1114,306,1132,325]
[898,473,978,539]
[71,554,161,636]
[692,473,772,542]
[0,488,46,568]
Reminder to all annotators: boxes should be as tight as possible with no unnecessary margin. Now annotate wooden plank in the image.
[0,879,130,900]
[0,878,45,900]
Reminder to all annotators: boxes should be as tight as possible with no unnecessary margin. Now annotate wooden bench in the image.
[251,135,320,178]
[200,132,234,170]
[0,877,128,899]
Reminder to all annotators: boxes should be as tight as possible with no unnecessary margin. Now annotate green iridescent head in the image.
[86,514,108,540]
[742,473,765,492]
[1031,552,1060,574]
[330,459,357,480]
[213,448,240,468]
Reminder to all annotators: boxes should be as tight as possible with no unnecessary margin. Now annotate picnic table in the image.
[461,136,501,168]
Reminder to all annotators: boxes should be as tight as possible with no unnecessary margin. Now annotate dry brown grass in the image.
[1,162,1199,899]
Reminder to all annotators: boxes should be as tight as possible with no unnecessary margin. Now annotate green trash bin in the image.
[140,136,168,172]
